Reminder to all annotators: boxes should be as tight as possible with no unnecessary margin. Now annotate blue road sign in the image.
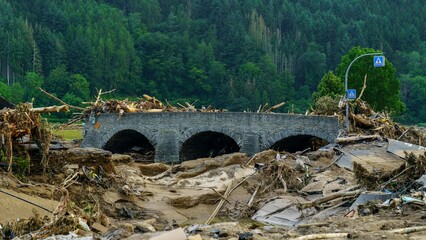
[347,89,356,100]
[374,56,385,67]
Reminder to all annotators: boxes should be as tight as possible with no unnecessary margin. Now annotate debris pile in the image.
[74,90,228,122]
[59,89,286,125]
[2,93,426,239]
[311,96,426,145]
[2,133,426,239]
[0,103,60,173]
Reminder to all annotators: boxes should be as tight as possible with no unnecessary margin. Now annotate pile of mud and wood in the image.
[1,93,426,239]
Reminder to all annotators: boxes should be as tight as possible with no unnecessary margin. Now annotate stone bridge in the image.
[81,112,341,162]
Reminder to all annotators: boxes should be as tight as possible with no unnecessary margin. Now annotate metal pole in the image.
[344,52,383,133]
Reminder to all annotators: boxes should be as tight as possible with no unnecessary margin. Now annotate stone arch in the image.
[266,131,329,153]
[179,129,241,161]
[103,129,155,161]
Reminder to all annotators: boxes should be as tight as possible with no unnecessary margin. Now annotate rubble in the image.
[2,96,426,239]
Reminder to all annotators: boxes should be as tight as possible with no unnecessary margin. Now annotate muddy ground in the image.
[1,129,426,240]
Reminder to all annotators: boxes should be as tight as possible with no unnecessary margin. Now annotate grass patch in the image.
[54,129,83,140]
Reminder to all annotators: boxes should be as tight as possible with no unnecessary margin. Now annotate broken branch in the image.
[356,74,367,101]
[290,233,349,240]
[388,226,426,234]
[265,102,285,113]
[299,190,361,209]
[39,87,85,111]
[205,180,233,225]
[335,134,382,144]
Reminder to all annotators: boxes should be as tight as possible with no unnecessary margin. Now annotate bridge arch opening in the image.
[103,130,155,161]
[179,131,240,161]
[270,135,328,153]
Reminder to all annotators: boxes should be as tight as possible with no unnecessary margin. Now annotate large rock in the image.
[174,153,248,179]
[139,163,171,176]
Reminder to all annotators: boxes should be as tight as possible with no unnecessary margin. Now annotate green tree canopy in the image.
[312,71,344,101]
[400,75,426,124]
[335,46,404,115]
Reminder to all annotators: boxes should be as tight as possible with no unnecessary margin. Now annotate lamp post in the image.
[345,52,383,133]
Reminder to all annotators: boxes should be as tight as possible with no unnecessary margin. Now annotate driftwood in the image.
[244,152,260,167]
[211,188,232,204]
[356,74,367,101]
[205,172,257,224]
[247,184,261,207]
[297,222,331,228]
[291,233,349,240]
[265,102,285,113]
[143,94,163,108]
[0,102,53,173]
[30,105,70,113]
[335,134,382,144]
[205,180,233,225]
[299,190,361,209]
[387,226,426,234]
[351,113,374,127]
[39,87,85,111]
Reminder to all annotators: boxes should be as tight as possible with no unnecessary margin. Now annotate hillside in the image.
[0,0,425,123]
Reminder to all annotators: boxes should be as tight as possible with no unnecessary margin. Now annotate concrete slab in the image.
[252,196,316,227]
[336,150,374,171]
[350,191,392,210]
[301,169,356,196]
[336,153,353,170]
[387,139,426,158]
[352,150,404,175]
[300,181,327,195]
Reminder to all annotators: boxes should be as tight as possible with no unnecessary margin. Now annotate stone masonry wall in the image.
[81,112,341,162]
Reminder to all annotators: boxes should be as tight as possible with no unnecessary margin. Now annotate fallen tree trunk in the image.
[265,102,285,113]
[30,105,70,113]
[291,233,349,240]
[299,190,361,209]
[351,113,374,127]
[387,226,426,234]
[39,87,85,111]
[335,134,382,144]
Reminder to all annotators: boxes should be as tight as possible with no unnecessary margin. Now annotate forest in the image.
[0,0,425,124]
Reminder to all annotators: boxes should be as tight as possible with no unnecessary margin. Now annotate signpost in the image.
[374,56,385,67]
[347,89,356,100]
[344,52,384,133]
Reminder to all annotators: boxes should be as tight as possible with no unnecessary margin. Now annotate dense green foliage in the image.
[313,71,343,101]
[334,47,404,114]
[0,0,425,123]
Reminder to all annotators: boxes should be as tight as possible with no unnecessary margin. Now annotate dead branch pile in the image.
[63,89,286,124]
[311,96,425,145]
[0,103,54,173]
[3,172,108,239]
[30,187,104,239]
[383,152,426,193]
[0,210,47,239]
[232,152,308,218]
[65,89,228,124]
[352,147,426,192]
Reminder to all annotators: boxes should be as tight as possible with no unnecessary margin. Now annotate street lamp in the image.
[344,52,383,133]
